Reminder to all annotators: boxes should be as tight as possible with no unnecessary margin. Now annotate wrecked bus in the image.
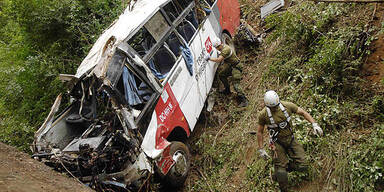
[32,0,240,190]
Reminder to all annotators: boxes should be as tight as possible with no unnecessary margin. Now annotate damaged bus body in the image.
[32,0,240,190]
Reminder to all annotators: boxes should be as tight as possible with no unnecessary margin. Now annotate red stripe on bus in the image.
[155,83,190,150]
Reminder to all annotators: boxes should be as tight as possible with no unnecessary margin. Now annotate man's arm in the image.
[257,124,265,149]
[209,55,224,63]
[296,107,323,136]
[296,107,315,123]
[257,124,270,159]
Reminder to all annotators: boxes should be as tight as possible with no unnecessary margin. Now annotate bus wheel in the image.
[222,33,236,53]
[164,141,190,188]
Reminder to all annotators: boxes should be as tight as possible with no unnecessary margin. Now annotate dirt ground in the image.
[363,3,384,83]
[0,142,93,192]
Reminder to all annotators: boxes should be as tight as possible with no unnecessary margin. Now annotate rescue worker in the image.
[204,38,248,107]
[257,90,323,192]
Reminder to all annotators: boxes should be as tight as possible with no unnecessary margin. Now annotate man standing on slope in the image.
[204,38,248,107]
[257,90,323,192]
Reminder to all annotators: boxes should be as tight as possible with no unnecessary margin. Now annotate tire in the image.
[221,32,236,54]
[163,141,191,188]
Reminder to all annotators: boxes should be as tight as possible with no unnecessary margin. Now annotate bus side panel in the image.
[168,60,195,104]
[178,14,219,132]
[200,17,220,96]
[179,82,203,130]
[217,0,241,36]
[168,57,203,128]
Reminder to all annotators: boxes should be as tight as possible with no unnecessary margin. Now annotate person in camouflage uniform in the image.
[205,37,248,107]
[257,90,323,192]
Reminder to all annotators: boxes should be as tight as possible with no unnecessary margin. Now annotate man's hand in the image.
[312,123,323,136]
[204,53,210,61]
[258,148,270,160]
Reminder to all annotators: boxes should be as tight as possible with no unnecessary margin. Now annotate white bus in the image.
[32,0,240,190]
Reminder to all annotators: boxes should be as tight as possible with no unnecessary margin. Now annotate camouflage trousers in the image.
[272,137,308,192]
[214,62,245,96]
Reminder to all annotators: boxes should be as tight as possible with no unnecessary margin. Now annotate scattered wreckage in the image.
[31,0,243,191]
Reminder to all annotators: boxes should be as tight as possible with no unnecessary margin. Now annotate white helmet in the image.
[264,90,280,107]
[212,37,222,47]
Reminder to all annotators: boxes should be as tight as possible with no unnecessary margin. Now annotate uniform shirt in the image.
[220,44,240,66]
[258,101,299,142]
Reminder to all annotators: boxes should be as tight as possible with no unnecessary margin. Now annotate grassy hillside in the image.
[0,0,383,191]
[185,1,384,191]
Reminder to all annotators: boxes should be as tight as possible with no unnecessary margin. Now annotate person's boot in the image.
[238,95,248,107]
[275,167,289,192]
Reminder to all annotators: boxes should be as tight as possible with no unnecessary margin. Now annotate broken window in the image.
[147,45,176,80]
[186,9,199,28]
[128,28,156,57]
[120,65,154,112]
[205,0,215,6]
[106,51,126,86]
[174,0,191,10]
[163,1,181,22]
[144,11,170,42]
[165,32,183,58]
[177,21,196,43]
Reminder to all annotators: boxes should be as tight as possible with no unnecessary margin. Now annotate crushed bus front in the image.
[32,72,153,190]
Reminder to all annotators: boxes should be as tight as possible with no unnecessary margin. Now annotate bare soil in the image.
[0,142,93,192]
[363,3,384,83]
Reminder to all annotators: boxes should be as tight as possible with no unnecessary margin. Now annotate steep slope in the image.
[363,3,384,84]
[185,1,384,192]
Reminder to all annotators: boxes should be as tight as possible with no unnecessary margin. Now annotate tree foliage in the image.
[0,0,123,151]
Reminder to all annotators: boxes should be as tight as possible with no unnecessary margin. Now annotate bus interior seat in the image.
[167,35,182,56]
[186,11,199,28]
[177,22,195,42]
[138,82,152,102]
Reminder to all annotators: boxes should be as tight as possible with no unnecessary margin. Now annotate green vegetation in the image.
[0,0,123,151]
[188,1,384,192]
[0,0,383,191]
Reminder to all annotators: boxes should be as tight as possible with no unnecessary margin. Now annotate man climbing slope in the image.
[204,38,248,107]
[257,90,323,192]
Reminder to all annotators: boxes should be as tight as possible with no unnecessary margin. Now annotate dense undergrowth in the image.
[0,0,123,151]
[188,1,384,192]
[0,0,383,191]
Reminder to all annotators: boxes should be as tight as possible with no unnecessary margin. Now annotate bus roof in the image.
[75,0,169,78]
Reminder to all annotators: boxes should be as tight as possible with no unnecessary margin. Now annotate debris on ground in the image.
[261,0,285,19]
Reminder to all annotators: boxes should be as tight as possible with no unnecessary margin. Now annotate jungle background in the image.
[0,0,383,191]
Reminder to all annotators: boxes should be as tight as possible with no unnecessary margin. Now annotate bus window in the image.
[118,65,154,112]
[128,28,156,57]
[144,11,170,42]
[186,10,199,28]
[165,32,183,57]
[148,45,176,79]
[177,21,196,43]
[163,1,180,22]
[106,51,125,86]
[174,0,193,10]
[205,0,215,6]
